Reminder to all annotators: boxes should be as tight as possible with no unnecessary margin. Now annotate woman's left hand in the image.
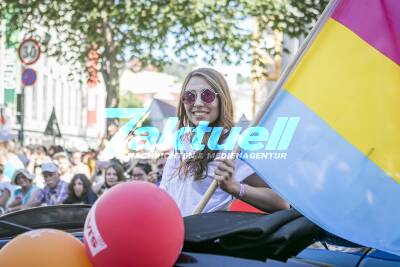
[214,158,240,196]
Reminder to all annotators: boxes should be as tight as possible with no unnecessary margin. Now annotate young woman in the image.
[160,68,289,216]
[127,162,152,182]
[93,162,126,196]
[63,174,97,204]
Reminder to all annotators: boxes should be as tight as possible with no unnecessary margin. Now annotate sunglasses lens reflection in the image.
[201,89,216,103]
[183,91,196,104]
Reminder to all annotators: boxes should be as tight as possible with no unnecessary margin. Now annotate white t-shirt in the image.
[160,152,255,217]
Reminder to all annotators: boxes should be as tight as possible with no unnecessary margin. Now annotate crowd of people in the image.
[0,139,167,215]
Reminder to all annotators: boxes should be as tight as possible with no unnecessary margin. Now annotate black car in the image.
[0,205,399,267]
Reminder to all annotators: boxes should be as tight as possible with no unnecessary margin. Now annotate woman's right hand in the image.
[214,158,240,197]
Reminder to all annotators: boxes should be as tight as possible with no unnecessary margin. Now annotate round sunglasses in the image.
[182,88,218,105]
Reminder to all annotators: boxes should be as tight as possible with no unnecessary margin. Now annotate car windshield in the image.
[0,205,90,238]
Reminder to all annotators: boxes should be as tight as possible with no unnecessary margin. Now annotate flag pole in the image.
[192,0,341,215]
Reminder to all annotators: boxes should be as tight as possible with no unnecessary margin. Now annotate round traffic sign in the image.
[18,39,41,65]
[22,68,37,86]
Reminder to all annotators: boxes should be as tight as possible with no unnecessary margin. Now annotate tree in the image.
[118,91,142,109]
[1,0,328,110]
[163,61,197,83]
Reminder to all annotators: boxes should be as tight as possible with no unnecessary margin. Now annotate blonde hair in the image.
[176,68,234,180]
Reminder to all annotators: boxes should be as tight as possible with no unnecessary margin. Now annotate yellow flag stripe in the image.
[285,19,400,183]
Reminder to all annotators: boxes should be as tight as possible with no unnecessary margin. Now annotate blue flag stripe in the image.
[242,89,400,255]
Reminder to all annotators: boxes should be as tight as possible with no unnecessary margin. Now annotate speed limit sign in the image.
[18,38,41,65]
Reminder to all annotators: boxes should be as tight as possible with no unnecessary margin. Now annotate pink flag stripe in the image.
[332,0,400,66]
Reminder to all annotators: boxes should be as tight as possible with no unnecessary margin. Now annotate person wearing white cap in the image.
[30,162,69,206]
[7,168,40,211]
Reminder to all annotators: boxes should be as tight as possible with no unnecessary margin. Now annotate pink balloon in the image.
[84,181,184,267]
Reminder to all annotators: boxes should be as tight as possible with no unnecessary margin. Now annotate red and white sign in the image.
[18,38,41,65]
[84,203,108,256]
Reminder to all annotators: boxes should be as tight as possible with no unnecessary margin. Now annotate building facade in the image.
[0,20,106,150]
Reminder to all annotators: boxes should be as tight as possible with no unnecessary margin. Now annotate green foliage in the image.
[239,0,329,37]
[237,73,251,84]
[3,9,19,48]
[117,91,144,125]
[162,61,196,83]
[0,0,329,106]
[118,91,143,109]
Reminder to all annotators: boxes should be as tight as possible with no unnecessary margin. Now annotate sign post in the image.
[19,84,25,145]
[18,38,41,145]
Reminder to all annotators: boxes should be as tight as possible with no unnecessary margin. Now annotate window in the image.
[60,82,64,124]
[52,78,57,104]
[32,84,38,120]
[68,86,73,126]
[78,84,83,128]
[43,74,48,120]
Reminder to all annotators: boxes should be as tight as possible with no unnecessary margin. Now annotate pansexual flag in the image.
[242,0,400,255]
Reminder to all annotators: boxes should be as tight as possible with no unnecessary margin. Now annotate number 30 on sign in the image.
[18,39,41,65]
